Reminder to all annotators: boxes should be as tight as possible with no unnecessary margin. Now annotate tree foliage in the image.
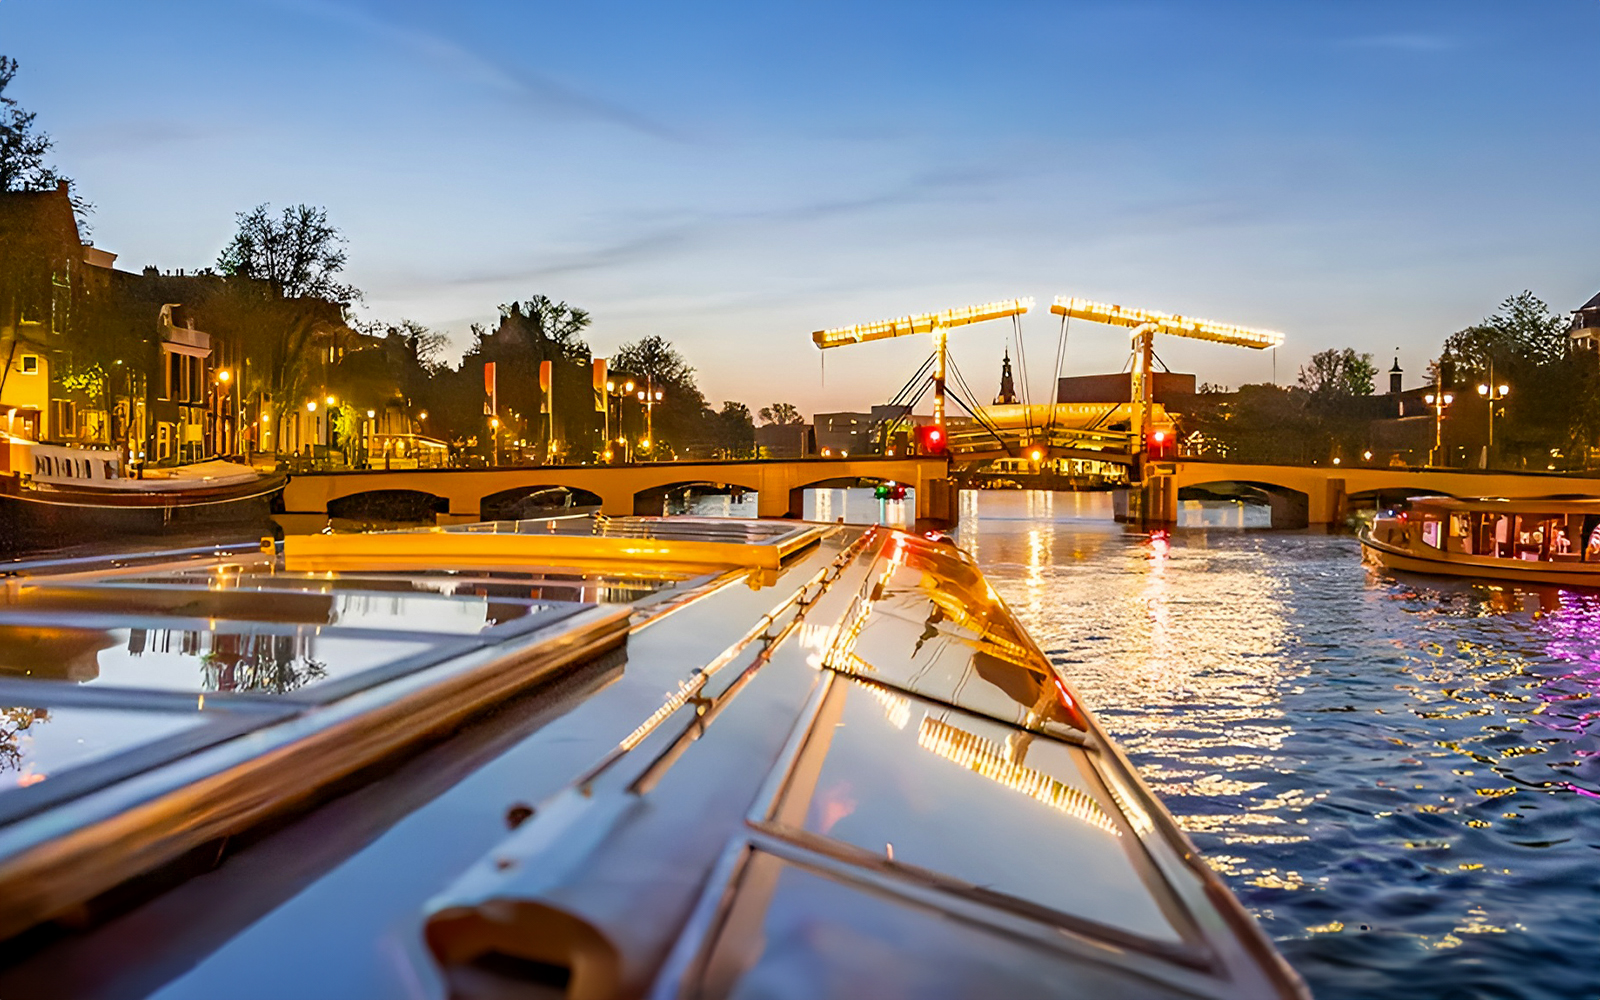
[0,56,61,193]
[1297,348,1376,398]
[1440,291,1569,379]
[0,56,89,226]
[758,402,802,425]
[216,204,358,302]
[611,335,708,454]
[707,401,756,458]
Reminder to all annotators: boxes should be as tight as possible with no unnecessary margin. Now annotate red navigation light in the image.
[915,424,948,456]
[1147,428,1175,461]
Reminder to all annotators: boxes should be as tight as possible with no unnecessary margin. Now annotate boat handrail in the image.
[25,442,124,486]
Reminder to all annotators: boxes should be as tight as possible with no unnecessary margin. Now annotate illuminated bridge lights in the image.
[1049,296,1284,350]
[813,298,1034,350]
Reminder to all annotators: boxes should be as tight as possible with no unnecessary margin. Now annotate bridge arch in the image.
[786,475,914,521]
[326,489,450,523]
[1179,479,1309,529]
[479,485,603,520]
[631,479,761,517]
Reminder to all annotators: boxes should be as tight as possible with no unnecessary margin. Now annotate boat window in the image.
[1421,517,1442,550]
[683,851,1202,1000]
[771,677,1183,945]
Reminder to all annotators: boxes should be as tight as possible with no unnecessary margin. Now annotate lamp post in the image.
[636,382,664,459]
[1424,386,1454,467]
[305,400,318,466]
[1476,364,1510,469]
[365,409,376,469]
[604,379,636,462]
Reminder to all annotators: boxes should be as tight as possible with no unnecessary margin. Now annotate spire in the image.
[1388,355,1403,394]
[994,348,1018,405]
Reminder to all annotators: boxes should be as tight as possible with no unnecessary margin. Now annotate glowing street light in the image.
[1476,364,1510,467]
[1423,389,1454,467]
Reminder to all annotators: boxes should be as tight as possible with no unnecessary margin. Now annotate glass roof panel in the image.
[1,703,206,794]
[786,679,1182,944]
[0,625,434,695]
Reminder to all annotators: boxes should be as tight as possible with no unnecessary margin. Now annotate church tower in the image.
[994,349,1019,405]
[1388,357,1403,394]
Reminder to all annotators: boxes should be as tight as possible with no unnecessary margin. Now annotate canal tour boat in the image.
[0,433,285,547]
[1361,495,1600,588]
[0,515,1307,999]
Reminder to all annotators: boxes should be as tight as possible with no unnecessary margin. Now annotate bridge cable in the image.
[946,355,1011,450]
[1045,310,1072,447]
[945,384,1009,450]
[880,355,937,451]
[1011,312,1034,441]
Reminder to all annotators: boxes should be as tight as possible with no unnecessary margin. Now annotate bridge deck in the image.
[281,456,953,523]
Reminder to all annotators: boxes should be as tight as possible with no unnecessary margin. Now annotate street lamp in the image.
[1476,372,1510,468]
[636,383,665,460]
[603,379,641,461]
[1424,389,1454,467]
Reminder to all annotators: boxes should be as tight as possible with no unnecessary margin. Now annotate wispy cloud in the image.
[273,0,681,140]
[1342,33,1457,52]
[421,165,1013,288]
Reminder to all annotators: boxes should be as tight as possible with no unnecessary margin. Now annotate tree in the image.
[0,56,61,192]
[211,204,359,453]
[708,401,756,458]
[758,402,803,425]
[1440,291,1569,381]
[611,335,708,454]
[1436,291,1582,468]
[0,56,89,225]
[611,335,697,395]
[216,204,358,302]
[1297,348,1375,398]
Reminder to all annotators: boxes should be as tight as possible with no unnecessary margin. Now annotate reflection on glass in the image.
[0,704,204,791]
[1,627,434,695]
[0,627,120,683]
[916,715,1116,833]
[824,533,1082,735]
[797,681,1180,943]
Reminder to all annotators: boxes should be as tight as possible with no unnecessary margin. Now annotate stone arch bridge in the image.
[281,456,953,523]
[1145,460,1600,528]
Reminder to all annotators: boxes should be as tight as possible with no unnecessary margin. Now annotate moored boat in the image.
[1361,494,1600,587]
[0,515,1307,998]
[0,433,284,548]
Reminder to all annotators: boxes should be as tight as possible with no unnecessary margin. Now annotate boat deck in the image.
[0,516,1303,999]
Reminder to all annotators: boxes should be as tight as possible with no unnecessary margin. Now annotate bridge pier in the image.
[1113,477,1177,528]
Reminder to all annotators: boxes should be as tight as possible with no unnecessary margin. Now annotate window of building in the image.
[52,399,77,439]
[19,355,39,375]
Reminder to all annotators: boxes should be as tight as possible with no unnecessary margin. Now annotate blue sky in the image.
[3,0,1597,413]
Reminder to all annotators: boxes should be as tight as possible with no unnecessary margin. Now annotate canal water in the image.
[945,490,1600,1000]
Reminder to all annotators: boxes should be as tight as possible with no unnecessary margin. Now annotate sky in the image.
[3,0,1598,415]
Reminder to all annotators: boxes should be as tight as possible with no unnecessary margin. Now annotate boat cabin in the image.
[1385,497,1600,563]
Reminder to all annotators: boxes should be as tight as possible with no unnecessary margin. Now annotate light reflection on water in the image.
[951,491,1600,1000]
